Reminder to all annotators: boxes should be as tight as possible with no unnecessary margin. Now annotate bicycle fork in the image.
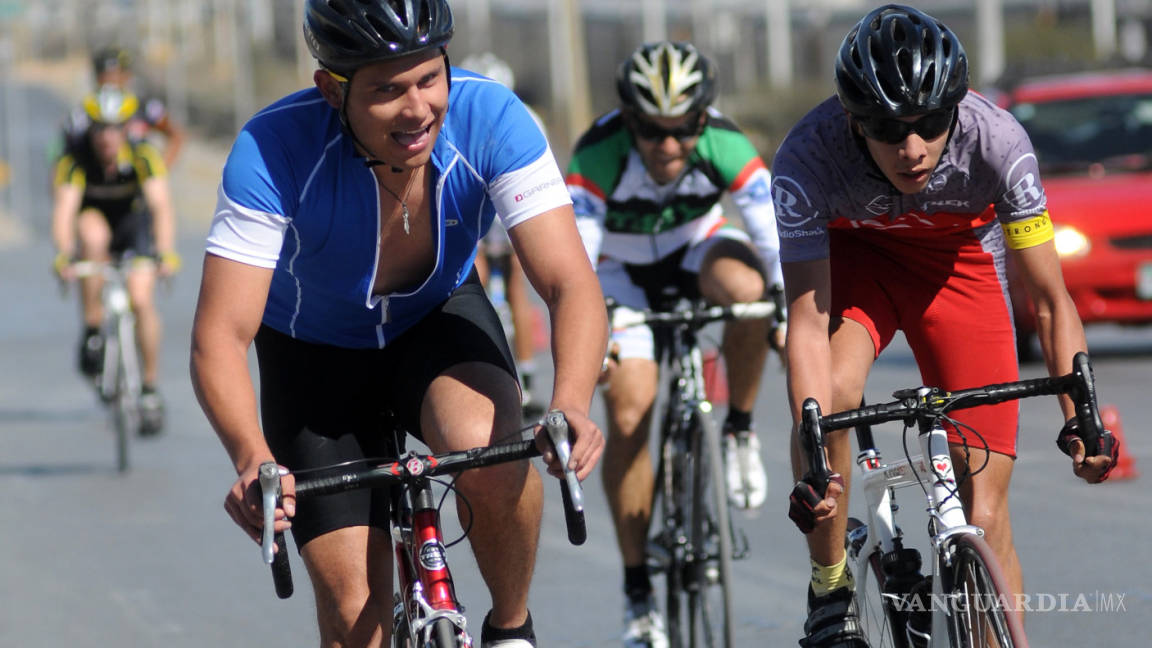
[393,478,471,647]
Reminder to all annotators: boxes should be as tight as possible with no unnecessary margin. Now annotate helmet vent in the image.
[327,0,351,17]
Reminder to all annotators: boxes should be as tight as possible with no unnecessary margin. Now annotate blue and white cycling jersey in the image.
[207,68,570,349]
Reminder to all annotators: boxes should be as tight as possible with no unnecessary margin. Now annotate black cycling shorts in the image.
[254,273,518,549]
[81,201,156,260]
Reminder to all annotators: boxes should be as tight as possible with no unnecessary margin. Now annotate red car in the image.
[995,69,1152,359]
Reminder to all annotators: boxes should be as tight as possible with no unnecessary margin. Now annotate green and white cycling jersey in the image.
[565,107,781,286]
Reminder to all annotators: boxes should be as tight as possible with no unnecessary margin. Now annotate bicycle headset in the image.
[302,0,455,171]
[834,3,969,119]
[616,41,717,118]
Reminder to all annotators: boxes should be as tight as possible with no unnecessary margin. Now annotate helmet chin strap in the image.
[334,77,404,173]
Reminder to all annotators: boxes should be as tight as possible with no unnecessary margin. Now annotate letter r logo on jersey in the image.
[1007,173,1041,208]
[772,176,817,228]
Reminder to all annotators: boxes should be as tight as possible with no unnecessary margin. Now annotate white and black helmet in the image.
[303,0,454,78]
[835,4,968,117]
[616,41,717,117]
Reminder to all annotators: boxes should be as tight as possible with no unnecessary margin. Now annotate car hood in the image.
[1044,172,1152,233]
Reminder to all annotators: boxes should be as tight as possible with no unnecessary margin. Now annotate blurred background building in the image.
[1,0,1151,241]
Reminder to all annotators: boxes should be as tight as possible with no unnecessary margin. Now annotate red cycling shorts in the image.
[830,228,1020,458]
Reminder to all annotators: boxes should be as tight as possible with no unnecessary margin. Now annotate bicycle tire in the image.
[846,518,911,648]
[431,617,460,648]
[941,533,1028,648]
[113,314,141,471]
[686,408,733,648]
[661,423,689,648]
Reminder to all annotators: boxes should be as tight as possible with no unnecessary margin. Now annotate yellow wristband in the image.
[160,251,183,273]
[53,253,70,274]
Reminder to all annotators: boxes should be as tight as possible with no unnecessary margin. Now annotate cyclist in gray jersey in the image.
[774,6,1118,647]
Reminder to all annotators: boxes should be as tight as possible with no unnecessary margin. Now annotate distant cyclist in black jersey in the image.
[52,85,181,435]
[60,47,185,168]
[566,41,784,648]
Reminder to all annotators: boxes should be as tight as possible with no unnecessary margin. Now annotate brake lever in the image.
[543,410,587,545]
[258,462,280,565]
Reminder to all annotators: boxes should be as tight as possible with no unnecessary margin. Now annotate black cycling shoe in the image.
[78,330,104,378]
[480,610,536,648]
[799,585,871,648]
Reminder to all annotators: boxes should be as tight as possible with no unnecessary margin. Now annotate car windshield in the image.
[1010,91,1152,175]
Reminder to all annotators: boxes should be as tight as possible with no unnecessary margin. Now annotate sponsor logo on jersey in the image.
[515,177,564,203]
[1003,153,1045,212]
[771,176,818,228]
[865,195,892,216]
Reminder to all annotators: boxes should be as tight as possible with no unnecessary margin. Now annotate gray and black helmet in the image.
[834,4,968,117]
[303,0,454,78]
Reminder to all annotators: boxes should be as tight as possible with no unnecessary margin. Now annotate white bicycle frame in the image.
[851,419,981,646]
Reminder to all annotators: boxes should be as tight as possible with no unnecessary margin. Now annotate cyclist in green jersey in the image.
[566,41,784,648]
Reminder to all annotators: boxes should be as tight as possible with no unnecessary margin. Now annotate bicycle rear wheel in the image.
[685,408,733,648]
[941,533,1027,648]
[846,518,911,648]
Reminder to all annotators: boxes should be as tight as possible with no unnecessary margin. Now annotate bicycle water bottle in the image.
[880,542,926,647]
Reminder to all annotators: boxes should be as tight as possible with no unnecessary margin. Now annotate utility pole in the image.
[548,0,591,150]
[975,0,1005,87]
[641,0,666,44]
[766,0,792,89]
[1092,0,1118,60]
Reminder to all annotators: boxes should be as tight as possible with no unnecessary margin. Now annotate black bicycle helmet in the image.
[303,0,454,77]
[616,41,717,117]
[835,4,968,117]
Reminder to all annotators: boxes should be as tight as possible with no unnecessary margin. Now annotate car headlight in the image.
[1054,226,1090,258]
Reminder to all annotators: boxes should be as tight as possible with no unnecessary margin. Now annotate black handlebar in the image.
[257,413,587,598]
[799,351,1113,484]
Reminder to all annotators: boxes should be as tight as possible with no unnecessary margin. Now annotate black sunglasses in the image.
[629,115,705,141]
[854,109,955,144]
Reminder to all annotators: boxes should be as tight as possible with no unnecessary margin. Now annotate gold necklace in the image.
[379,170,418,235]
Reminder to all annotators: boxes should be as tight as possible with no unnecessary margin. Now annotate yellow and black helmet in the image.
[83,86,139,126]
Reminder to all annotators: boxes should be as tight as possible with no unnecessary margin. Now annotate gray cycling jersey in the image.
[771,93,1050,265]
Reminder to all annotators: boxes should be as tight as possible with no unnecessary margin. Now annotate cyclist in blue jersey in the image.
[189,2,606,647]
[775,6,1119,646]
[567,41,784,648]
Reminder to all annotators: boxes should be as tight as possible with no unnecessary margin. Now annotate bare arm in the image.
[1008,240,1087,418]
[50,183,83,259]
[190,253,288,541]
[141,176,177,262]
[783,258,834,431]
[153,116,186,169]
[508,205,607,480]
[1008,240,1113,482]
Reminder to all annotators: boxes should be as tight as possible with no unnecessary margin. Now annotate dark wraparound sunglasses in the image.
[853,109,955,144]
[629,114,705,141]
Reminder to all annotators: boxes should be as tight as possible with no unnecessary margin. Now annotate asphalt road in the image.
[1,231,1148,647]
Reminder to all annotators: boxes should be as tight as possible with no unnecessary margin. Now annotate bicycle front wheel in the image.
[847,518,911,648]
[430,617,461,648]
[941,533,1028,648]
[686,408,733,648]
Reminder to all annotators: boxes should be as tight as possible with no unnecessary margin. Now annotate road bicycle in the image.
[257,411,587,648]
[608,295,781,648]
[70,260,145,472]
[795,351,1115,648]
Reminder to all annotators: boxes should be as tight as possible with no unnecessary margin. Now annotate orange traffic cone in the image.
[1101,404,1138,480]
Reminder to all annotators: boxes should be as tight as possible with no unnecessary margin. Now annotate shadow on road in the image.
[0,461,111,477]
